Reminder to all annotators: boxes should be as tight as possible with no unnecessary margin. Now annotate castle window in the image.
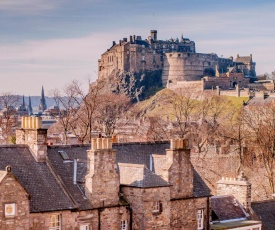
[197,209,204,230]
[80,224,89,230]
[121,220,127,230]
[49,214,61,230]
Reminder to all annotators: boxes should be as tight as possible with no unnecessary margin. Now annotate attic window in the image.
[58,151,69,160]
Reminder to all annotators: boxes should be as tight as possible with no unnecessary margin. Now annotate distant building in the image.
[98,30,256,91]
[38,86,47,112]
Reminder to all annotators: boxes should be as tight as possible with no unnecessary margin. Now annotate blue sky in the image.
[1,0,275,95]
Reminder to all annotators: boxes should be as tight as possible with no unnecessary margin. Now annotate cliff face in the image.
[101,69,163,102]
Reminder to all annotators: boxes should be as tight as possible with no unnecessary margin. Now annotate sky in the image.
[0,0,275,96]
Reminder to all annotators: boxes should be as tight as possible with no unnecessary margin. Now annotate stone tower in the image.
[16,116,47,162]
[85,137,120,208]
[39,86,47,112]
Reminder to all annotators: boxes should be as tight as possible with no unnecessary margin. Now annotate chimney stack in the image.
[16,116,47,162]
[85,137,119,208]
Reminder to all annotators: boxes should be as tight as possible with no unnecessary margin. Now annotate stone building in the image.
[0,116,211,229]
[97,30,256,93]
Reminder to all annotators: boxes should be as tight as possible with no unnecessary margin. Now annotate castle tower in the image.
[85,137,120,208]
[28,96,33,116]
[16,116,47,162]
[216,171,252,210]
[39,86,47,112]
[150,30,157,41]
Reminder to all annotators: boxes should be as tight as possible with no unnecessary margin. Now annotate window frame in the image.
[121,220,127,230]
[197,209,204,230]
[49,214,61,230]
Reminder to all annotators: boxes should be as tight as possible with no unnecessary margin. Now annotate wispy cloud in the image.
[0,0,57,14]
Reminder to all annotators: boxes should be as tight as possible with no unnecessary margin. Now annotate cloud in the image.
[0,0,57,14]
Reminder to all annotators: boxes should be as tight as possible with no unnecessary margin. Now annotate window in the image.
[121,220,127,230]
[80,224,89,230]
[153,201,162,213]
[49,214,61,230]
[5,203,16,217]
[197,209,204,230]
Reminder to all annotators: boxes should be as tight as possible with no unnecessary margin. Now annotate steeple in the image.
[39,86,47,112]
[22,95,26,107]
[180,34,184,43]
[28,96,33,116]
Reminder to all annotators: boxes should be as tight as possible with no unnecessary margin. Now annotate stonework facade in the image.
[98,30,256,93]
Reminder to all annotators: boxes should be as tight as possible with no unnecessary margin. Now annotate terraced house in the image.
[0,117,268,229]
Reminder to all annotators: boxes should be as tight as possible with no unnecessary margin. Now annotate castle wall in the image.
[162,52,220,87]
[203,74,250,90]
[122,186,171,230]
[170,197,209,230]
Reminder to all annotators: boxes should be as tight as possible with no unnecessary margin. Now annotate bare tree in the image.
[244,102,275,193]
[0,93,20,144]
[49,86,79,145]
[95,93,131,137]
[69,80,104,143]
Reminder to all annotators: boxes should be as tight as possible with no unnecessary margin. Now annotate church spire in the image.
[39,86,47,112]
[22,95,26,107]
[28,96,33,116]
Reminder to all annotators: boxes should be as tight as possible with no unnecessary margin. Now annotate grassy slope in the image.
[133,89,249,118]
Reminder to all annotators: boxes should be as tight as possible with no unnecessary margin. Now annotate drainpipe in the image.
[126,206,133,230]
[98,208,104,230]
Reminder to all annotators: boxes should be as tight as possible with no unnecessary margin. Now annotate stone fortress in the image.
[98,30,257,94]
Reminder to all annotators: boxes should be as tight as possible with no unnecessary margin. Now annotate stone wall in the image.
[29,206,129,230]
[170,197,209,230]
[0,171,30,230]
[122,186,171,230]
[216,177,251,210]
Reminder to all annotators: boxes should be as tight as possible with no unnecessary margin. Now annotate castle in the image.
[98,30,256,91]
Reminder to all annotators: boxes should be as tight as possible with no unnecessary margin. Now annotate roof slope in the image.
[119,163,170,188]
[211,195,247,222]
[0,146,75,213]
[252,200,275,230]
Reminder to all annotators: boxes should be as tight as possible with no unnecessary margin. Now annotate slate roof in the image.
[246,96,275,106]
[0,146,75,213]
[211,195,247,222]
[252,200,275,230]
[119,163,170,188]
[0,141,211,212]
[235,56,252,63]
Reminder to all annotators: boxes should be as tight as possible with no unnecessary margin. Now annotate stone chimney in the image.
[16,116,47,162]
[153,139,193,199]
[85,137,120,208]
[216,171,251,210]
